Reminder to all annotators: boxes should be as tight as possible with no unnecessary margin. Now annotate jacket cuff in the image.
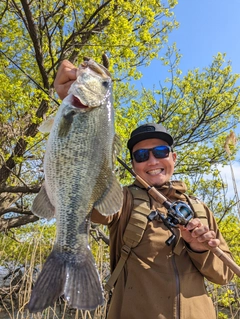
[185,241,209,255]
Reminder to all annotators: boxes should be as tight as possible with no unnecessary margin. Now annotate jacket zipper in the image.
[172,254,180,319]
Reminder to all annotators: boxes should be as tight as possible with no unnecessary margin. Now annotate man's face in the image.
[132,138,176,187]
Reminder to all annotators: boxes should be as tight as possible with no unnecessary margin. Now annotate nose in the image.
[147,151,160,165]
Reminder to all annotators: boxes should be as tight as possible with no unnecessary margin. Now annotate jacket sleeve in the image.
[90,186,131,226]
[186,203,235,285]
[91,208,114,225]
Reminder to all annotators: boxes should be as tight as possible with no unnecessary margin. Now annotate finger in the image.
[58,59,76,72]
[191,225,210,238]
[193,230,216,243]
[54,60,77,86]
[54,60,78,100]
[207,238,220,247]
[185,218,202,231]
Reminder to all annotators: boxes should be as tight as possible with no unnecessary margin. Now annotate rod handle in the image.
[209,246,240,277]
[135,176,170,206]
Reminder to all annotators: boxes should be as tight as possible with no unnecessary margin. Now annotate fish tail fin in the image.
[64,249,104,310]
[28,250,66,313]
[28,249,104,313]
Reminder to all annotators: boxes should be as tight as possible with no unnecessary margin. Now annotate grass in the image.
[0,223,239,319]
[0,223,109,319]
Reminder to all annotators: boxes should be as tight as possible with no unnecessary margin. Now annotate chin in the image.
[150,178,169,188]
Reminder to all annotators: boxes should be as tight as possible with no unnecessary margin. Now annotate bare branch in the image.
[0,185,40,194]
[0,214,39,232]
[20,0,49,89]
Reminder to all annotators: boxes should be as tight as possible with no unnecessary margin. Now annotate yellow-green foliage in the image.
[0,0,178,190]
[1,1,240,318]
[0,221,109,272]
[115,51,240,186]
[0,222,56,267]
[218,216,240,283]
[206,216,240,318]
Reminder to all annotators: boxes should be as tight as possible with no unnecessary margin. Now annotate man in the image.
[54,60,234,319]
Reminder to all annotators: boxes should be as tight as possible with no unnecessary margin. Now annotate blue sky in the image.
[140,0,240,86]
[137,0,240,198]
[169,0,240,75]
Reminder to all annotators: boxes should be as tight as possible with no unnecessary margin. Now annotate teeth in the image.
[147,169,164,175]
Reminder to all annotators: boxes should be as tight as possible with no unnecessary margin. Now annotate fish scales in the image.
[28,58,123,313]
[51,108,112,249]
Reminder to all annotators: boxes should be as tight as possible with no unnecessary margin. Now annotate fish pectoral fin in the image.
[58,109,77,137]
[31,183,55,219]
[94,174,123,216]
[38,117,55,133]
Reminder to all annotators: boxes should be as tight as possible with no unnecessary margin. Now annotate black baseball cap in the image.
[127,123,174,153]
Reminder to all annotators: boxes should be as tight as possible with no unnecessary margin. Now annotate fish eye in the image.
[102,81,109,88]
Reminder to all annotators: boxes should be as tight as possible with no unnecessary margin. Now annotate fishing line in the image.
[0,49,60,106]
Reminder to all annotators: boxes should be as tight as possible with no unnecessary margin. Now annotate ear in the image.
[131,160,135,171]
[172,152,177,163]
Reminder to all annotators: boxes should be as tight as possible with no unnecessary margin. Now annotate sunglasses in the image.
[132,145,172,163]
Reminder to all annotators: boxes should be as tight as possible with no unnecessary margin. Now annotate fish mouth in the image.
[71,95,89,109]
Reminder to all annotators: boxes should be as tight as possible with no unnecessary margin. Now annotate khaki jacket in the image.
[91,180,234,319]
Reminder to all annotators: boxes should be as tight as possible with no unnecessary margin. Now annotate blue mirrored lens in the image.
[133,146,171,163]
[133,149,149,162]
[152,146,170,158]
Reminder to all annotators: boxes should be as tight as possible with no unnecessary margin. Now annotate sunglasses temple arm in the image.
[117,157,171,209]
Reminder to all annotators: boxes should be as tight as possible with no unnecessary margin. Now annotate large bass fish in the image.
[28,57,123,313]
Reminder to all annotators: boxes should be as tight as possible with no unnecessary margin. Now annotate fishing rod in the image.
[117,157,240,278]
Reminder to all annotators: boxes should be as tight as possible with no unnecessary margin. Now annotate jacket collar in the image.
[133,180,187,200]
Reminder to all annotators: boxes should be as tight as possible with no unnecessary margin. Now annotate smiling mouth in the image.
[147,168,164,176]
[71,95,88,109]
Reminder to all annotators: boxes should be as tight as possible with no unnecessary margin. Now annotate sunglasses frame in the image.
[132,145,172,163]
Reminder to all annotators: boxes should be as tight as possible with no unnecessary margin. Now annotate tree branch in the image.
[0,214,39,232]
[0,185,40,194]
[20,0,49,89]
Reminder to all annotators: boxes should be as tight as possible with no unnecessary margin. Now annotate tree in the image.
[117,49,240,171]
[0,0,178,231]
[1,2,240,317]
[0,0,239,231]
